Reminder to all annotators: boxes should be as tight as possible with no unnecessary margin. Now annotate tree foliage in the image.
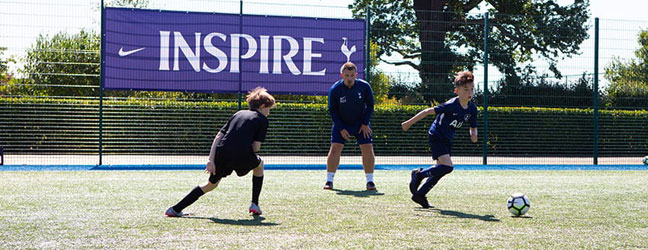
[351,0,590,102]
[604,30,648,108]
[16,30,100,96]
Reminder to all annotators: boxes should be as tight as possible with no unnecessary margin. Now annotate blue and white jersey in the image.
[328,79,374,127]
[428,97,478,142]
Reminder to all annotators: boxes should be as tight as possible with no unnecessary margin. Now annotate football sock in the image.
[416,165,453,196]
[365,173,374,183]
[419,164,453,178]
[173,186,205,212]
[252,175,263,205]
[326,172,335,182]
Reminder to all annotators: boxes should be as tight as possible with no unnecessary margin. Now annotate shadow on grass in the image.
[332,189,385,197]
[182,215,280,226]
[510,215,533,219]
[416,208,500,222]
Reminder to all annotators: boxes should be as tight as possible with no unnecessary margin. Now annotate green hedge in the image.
[1,97,646,156]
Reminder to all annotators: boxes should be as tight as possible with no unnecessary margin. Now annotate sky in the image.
[1,0,647,88]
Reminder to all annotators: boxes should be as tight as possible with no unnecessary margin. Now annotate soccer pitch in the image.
[1,170,647,249]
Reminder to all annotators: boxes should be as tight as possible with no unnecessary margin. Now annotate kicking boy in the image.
[166,87,275,217]
[401,71,478,208]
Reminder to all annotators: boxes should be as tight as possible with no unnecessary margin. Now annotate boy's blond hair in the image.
[247,87,275,110]
[454,71,474,88]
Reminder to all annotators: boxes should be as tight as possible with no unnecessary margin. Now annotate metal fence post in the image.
[365,7,371,81]
[482,13,489,165]
[238,0,243,110]
[99,0,105,166]
[593,17,599,165]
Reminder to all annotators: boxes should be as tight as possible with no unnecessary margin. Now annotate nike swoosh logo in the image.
[118,47,145,57]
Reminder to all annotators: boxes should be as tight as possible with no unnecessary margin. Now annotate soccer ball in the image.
[643,156,648,165]
[507,193,530,216]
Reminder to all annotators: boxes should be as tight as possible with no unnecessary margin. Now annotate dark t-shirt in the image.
[428,97,478,142]
[216,109,269,157]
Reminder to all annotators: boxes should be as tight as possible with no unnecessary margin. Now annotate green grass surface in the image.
[1,170,647,249]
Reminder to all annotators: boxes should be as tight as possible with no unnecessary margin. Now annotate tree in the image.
[350,0,590,102]
[604,30,648,108]
[0,47,10,85]
[20,30,100,96]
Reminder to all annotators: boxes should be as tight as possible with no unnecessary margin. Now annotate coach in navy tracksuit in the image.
[323,62,376,191]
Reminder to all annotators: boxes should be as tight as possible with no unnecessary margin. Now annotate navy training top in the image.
[327,79,374,128]
[428,97,478,142]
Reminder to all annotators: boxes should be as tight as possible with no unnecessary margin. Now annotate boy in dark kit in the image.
[401,71,479,208]
[166,87,275,216]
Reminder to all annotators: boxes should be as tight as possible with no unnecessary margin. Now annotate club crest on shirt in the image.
[340,96,347,103]
[358,92,362,99]
[464,114,471,121]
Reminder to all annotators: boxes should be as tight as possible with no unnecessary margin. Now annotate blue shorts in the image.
[428,134,452,160]
[331,123,372,145]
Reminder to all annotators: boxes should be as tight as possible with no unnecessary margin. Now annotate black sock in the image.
[252,175,264,205]
[416,165,453,196]
[172,186,204,212]
[419,164,453,178]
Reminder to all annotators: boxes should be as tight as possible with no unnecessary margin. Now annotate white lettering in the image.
[230,34,257,73]
[273,35,300,75]
[202,33,228,73]
[259,35,270,74]
[173,32,201,72]
[159,32,328,76]
[159,31,170,71]
[303,37,325,76]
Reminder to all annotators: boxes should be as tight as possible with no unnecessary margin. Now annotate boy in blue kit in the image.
[324,62,376,190]
[401,71,478,208]
[165,87,275,217]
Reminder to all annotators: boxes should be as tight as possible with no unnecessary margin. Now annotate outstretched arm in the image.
[401,108,435,131]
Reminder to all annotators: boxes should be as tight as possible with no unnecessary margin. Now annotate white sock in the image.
[366,173,374,183]
[327,172,335,182]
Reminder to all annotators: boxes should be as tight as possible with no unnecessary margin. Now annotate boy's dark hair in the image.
[247,87,275,110]
[454,71,474,87]
[340,62,357,73]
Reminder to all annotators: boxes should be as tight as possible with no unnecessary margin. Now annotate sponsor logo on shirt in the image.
[340,96,347,103]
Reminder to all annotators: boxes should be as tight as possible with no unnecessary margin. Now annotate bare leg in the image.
[199,180,220,193]
[359,143,375,174]
[326,143,344,173]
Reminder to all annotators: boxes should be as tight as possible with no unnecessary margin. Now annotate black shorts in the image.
[428,134,452,160]
[208,148,262,183]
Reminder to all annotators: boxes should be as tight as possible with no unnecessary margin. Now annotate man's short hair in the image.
[247,87,275,110]
[454,71,474,87]
[340,62,357,73]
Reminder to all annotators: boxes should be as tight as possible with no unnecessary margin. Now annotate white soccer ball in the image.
[507,193,530,216]
[643,156,648,166]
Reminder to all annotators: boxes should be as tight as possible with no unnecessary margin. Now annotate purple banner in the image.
[102,7,366,95]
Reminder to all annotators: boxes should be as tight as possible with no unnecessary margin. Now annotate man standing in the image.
[324,62,376,190]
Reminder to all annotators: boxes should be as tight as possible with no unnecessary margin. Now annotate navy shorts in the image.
[330,123,372,145]
[428,134,452,160]
[209,148,261,183]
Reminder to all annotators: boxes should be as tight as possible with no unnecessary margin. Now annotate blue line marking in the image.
[1,164,646,171]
